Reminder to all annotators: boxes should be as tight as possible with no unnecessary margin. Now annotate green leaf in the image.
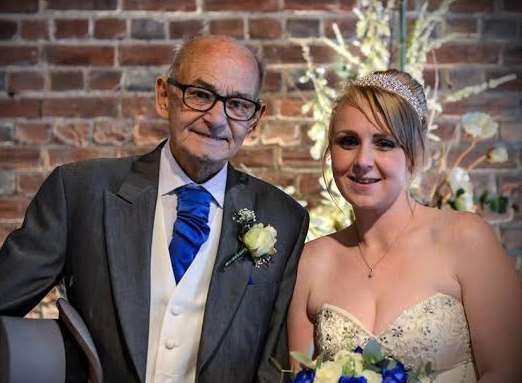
[290,351,315,369]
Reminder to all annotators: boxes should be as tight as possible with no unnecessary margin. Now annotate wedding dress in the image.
[315,293,477,382]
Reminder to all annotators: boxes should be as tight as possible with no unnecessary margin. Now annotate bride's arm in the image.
[453,213,522,383]
[287,243,316,372]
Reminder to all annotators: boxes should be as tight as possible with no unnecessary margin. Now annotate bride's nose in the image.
[352,144,374,174]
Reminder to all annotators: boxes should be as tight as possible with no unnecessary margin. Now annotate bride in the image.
[288,69,522,382]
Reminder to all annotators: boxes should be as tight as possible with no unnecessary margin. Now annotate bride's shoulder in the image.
[300,228,355,265]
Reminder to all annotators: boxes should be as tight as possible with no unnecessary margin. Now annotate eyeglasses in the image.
[167,78,262,122]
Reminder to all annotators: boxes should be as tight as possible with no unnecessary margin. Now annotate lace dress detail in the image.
[315,293,477,383]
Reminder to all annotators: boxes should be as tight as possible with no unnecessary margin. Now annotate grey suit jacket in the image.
[0,142,309,383]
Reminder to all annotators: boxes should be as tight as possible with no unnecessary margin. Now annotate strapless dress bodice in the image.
[315,293,477,382]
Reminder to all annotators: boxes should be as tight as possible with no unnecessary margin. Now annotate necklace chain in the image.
[356,206,416,279]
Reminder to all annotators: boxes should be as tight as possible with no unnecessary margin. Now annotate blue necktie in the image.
[169,184,213,283]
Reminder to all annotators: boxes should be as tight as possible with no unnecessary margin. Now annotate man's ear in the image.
[155,76,169,119]
[248,103,267,133]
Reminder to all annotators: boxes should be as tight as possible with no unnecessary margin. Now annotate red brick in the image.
[46,45,114,66]
[500,122,522,142]
[482,18,517,40]
[324,17,357,39]
[132,121,169,146]
[0,46,38,65]
[119,45,173,66]
[209,19,244,39]
[8,71,44,92]
[0,99,40,118]
[16,122,51,144]
[262,71,282,92]
[0,147,40,169]
[504,0,522,12]
[53,122,91,147]
[204,0,278,11]
[94,18,126,39]
[298,173,322,194]
[88,70,121,90]
[263,45,304,64]
[0,0,38,13]
[42,97,117,118]
[0,198,30,220]
[249,19,282,39]
[442,94,520,117]
[287,19,320,38]
[122,96,157,118]
[504,46,522,65]
[50,71,83,91]
[231,147,274,168]
[445,17,477,35]
[93,121,132,146]
[430,44,499,64]
[0,20,17,39]
[284,0,339,11]
[54,19,89,39]
[279,97,309,117]
[280,147,318,168]
[47,0,117,10]
[48,147,117,167]
[261,121,301,146]
[20,19,48,40]
[123,0,195,11]
[169,20,204,39]
[310,45,337,64]
[17,172,46,194]
[131,19,165,40]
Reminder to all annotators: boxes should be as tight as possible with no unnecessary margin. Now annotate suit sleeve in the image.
[0,166,68,316]
[256,209,309,383]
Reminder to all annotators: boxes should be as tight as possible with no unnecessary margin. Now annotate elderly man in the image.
[0,35,309,382]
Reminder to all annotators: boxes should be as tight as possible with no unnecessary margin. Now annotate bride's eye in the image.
[336,135,359,149]
[374,137,397,150]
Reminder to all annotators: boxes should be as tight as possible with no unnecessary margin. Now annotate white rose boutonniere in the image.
[224,208,277,268]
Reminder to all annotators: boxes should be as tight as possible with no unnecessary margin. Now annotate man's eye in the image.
[227,98,253,111]
[187,89,213,101]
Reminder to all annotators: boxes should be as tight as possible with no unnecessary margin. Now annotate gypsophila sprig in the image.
[224,209,277,269]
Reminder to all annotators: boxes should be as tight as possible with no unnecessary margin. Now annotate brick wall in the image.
[0,0,521,311]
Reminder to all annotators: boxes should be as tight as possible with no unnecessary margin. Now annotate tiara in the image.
[349,73,424,121]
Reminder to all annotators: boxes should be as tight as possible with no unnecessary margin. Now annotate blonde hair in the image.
[325,69,428,173]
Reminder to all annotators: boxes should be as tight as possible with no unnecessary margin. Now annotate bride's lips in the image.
[348,176,381,184]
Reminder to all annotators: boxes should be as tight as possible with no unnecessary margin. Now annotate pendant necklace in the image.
[356,206,416,279]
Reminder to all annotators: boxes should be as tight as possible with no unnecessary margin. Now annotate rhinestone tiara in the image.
[349,73,424,121]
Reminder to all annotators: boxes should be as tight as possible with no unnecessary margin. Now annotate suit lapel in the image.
[104,143,164,383]
[197,166,256,373]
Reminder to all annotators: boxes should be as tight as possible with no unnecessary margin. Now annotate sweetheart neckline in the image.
[318,292,463,337]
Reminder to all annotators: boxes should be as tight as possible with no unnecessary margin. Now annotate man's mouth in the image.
[348,176,380,184]
[192,130,228,141]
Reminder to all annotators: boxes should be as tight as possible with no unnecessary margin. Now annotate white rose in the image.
[448,167,473,194]
[314,360,343,383]
[461,112,498,140]
[242,224,277,258]
[360,369,383,383]
[333,350,364,375]
[487,146,508,163]
[419,376,432,383]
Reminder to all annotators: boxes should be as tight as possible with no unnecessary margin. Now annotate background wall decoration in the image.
[0,0,520,317]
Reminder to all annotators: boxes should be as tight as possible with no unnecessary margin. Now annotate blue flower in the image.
[338,376,367,383]
[382,361,407,383]
[293,368,315,383]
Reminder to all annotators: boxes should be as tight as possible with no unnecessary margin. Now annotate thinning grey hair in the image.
[167,35,265,97]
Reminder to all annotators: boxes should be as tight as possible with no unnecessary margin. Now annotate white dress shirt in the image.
[145,141,227,383]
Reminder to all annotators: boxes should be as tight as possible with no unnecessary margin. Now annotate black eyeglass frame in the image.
[166,78,263,122]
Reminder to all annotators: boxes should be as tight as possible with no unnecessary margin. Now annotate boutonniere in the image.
[224,208,277,268]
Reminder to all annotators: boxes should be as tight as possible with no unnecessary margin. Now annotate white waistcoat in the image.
[145,195,223,383]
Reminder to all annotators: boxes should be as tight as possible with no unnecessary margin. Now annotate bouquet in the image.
[291,339,431,383]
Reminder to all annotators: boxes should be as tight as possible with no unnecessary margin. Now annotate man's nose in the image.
[203,99,228,127]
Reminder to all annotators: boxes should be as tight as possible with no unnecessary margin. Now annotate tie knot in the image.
[175,185,213,209]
